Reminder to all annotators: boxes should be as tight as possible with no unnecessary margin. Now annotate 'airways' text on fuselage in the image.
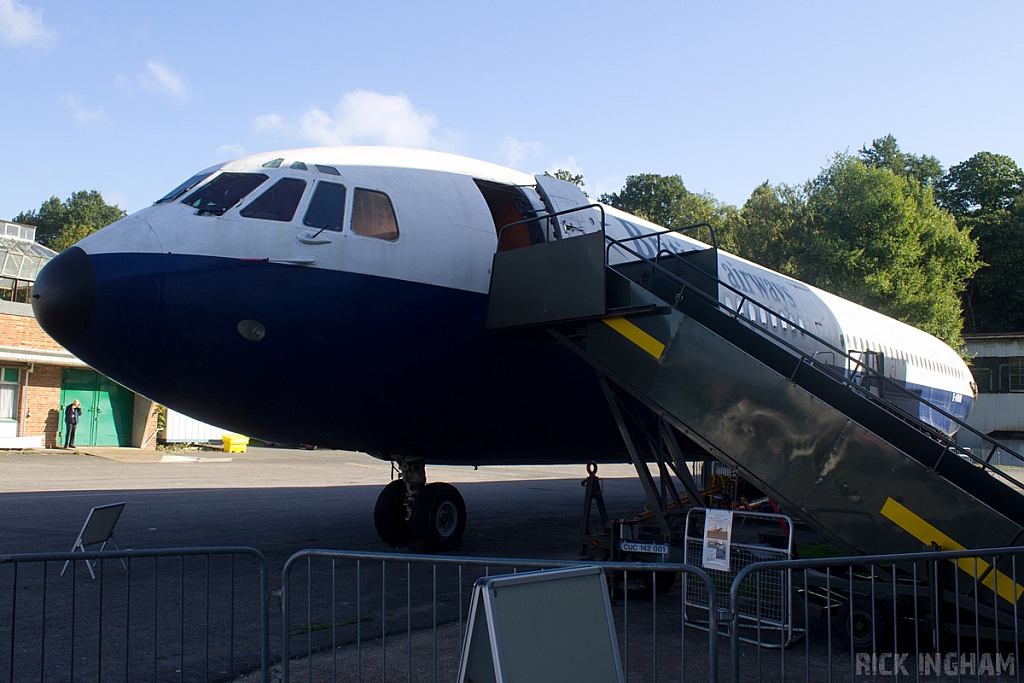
[721,260,798,308]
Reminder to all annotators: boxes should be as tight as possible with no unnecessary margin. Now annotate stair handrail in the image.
[600,227,1024,495]
[610,221,719,253]
[495,204,606,252]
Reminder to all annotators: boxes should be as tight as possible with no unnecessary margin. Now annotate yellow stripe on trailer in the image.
[881,497,1023,604]
[602,316,665,359]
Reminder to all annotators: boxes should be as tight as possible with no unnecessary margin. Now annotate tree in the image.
[937,152,1024,332]
[799,154,978,347]
[859,134,944,187]
[937,151,1023,216]
[733,182,804,276]
[599,174,740,250]
[14,190,126,250]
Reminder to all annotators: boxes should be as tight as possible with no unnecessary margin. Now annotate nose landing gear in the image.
[373,458,467,552]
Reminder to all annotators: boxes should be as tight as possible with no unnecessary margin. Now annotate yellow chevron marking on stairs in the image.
[602,316,665,359]
[881,497,1023,603]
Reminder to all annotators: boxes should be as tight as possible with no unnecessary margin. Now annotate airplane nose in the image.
[31,246,96,349]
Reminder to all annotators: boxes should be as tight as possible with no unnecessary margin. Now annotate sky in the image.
[1,0,1022,221]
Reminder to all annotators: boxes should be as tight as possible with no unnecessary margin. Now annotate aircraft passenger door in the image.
[534,175,603,240]
[849,350,885,397]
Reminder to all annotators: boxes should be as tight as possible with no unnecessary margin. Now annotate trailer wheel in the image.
[623,568,676,596]
[643,570,677,595]
[836,596,890,651]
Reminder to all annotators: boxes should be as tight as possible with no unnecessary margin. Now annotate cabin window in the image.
[241,178,307,222]
[351,189,399,241]
[183,173,269,216]
[156,170,215,205]
[302,182,347,232]
[746,302,756,320]
[759,308,767,325]
[315,165,341,176]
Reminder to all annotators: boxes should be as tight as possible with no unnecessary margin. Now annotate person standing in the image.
[64,399,82,448]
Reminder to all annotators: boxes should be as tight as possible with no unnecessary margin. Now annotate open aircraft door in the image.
[534,174,603,240]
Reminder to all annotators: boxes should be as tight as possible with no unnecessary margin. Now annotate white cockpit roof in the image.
[218,147,536,186]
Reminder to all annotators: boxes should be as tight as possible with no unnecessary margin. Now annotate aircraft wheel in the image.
[374,480,410,547]
[410,482,466,551]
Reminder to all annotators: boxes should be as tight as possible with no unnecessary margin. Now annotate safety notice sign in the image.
[702,509,733,571]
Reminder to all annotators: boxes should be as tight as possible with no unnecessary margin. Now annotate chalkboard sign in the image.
[457,566,623,683]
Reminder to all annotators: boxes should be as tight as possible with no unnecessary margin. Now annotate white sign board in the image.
[457,566,624,683]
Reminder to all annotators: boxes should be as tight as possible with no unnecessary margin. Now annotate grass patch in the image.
[797,543,844,559]
[290,616,374,637]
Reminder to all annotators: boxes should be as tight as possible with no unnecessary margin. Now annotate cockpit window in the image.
[290,161,308,171]
[315,164,341,176]
[262,158,284,168]
[183,173,269,216]
[351,189,399,241]
[155,170,215,205]
[303,181,346,232]
[240,178,307,222]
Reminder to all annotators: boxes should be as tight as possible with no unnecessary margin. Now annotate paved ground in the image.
[0,446,647,566]
[0,446,666,681]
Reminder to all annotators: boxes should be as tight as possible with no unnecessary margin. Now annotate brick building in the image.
[0,220,159,448]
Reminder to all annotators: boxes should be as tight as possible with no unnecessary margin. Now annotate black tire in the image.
[624,568,676,596]
[643,570,677,595]
[836,596,890,652]
[374,480,410,547]
[410,482,466,551]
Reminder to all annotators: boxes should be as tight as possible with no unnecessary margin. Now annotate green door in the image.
[60,369,133,447]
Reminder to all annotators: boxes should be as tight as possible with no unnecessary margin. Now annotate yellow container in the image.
[221,433,249,453]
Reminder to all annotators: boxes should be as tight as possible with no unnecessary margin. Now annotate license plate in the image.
[619,541,669,555]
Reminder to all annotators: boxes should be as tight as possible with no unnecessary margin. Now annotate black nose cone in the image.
[31,247,96,349]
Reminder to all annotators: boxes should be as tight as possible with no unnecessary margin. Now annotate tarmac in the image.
[9,444,641,484]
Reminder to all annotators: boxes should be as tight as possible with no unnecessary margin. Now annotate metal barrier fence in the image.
[728,546,1024,683]
[7,543,1024,682]
[684,509,797,649]
[279,550,721,683]
[0,547,269,683]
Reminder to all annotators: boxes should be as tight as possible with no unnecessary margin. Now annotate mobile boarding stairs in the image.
[484,189,1024,632]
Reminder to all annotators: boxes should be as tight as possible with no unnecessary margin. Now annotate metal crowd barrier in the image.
[6,543,1024,683]
[0,547,269,683]
[684,509,798,649]
[728,546,1024,683]
[279,550,720,683]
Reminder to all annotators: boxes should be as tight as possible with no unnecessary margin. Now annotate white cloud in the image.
[59,94,103,124]
[254,90,453,149]
[0,0,57,50]
[500,137,545,170]
[215,144,246,160]
[142,61,189,101]
[253,113,285,135]
[547,156,584,178]
[119,60,190,101]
